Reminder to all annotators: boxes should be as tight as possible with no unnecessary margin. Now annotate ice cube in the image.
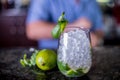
[58,28,91,71]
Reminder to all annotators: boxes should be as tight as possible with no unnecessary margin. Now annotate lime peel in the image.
[36,49,57,71]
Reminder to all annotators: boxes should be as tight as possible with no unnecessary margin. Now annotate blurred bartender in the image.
[26,0,103,49]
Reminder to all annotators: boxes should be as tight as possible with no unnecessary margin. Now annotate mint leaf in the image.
[20,50,39,67]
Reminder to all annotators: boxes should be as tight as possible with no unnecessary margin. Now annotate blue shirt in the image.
[26,0,103,49]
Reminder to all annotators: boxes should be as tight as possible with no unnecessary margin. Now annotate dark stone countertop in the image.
[0,47,120,80]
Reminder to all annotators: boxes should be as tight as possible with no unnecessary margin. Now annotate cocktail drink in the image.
[57,26,92,77]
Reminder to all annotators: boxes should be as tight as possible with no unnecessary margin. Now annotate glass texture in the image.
[57,26,92,77]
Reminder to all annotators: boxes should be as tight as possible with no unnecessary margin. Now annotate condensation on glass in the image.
[57,26,92,77]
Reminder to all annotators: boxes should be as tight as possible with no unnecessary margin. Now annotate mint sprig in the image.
[52,12,68,39]
[20,50,39,67]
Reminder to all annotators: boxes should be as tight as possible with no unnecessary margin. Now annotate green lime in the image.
[36,49,57,71]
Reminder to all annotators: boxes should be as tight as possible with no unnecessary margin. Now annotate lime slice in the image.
[66,69,85,77]
[66,69,78,76]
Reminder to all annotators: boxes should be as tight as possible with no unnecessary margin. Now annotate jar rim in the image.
[65,26,90,33]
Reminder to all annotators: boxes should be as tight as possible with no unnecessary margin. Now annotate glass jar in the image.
[57,26,92,77]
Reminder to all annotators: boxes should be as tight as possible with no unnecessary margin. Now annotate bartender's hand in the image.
[90,32,99,47]
[91,31,104,47]
[69,17,103,47]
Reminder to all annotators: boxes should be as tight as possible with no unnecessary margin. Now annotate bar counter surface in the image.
[0,46,120,80]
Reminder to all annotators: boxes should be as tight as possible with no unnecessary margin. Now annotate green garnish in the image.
[20,50,38,67]
[52,12,68,39]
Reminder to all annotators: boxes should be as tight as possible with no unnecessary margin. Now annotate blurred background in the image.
[0,0,120,48]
